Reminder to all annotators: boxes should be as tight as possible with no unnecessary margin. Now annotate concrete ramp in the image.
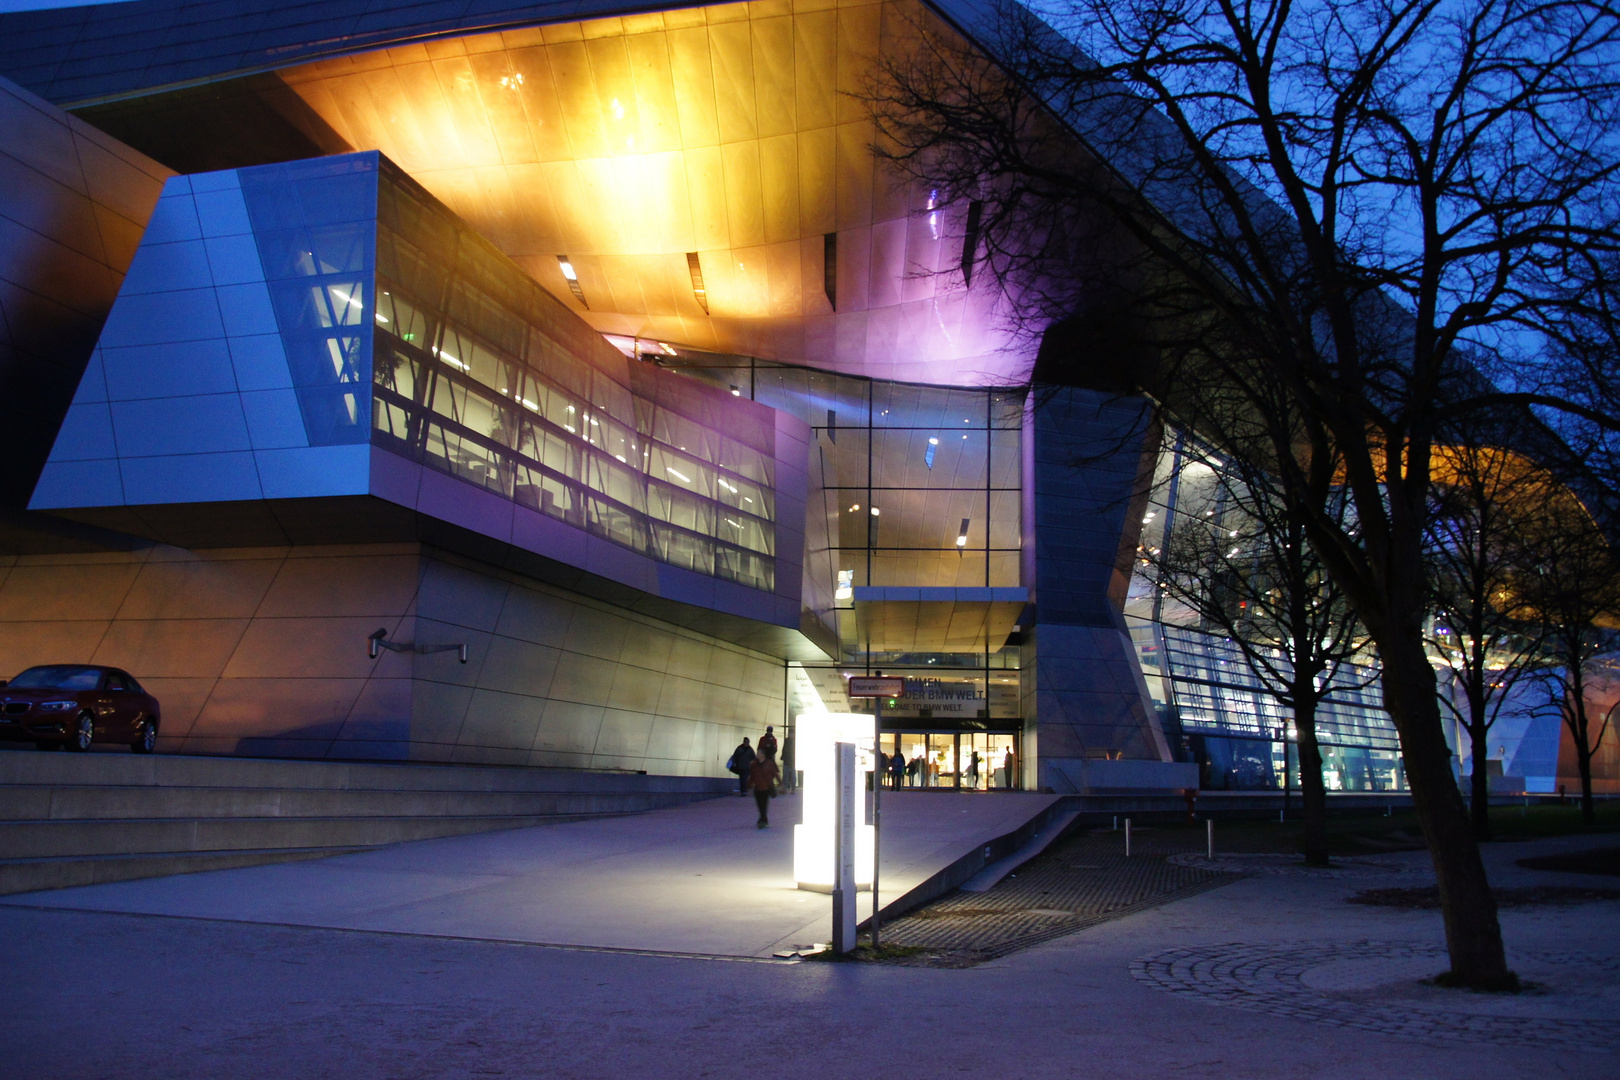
[2,790,1059,958]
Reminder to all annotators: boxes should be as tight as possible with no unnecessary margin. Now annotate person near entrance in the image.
[747,753,780,828]
[728,737,755,796]
[757,725,778,761]
[888,749,906,789]
[968,750,981,789]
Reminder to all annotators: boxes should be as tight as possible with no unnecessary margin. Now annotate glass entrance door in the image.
[879,731,1021,790]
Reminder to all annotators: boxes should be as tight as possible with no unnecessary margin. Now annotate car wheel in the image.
[66,712,94,752]
[130,719,157,754]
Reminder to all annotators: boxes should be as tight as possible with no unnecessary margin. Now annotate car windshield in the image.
[7,666,103,690]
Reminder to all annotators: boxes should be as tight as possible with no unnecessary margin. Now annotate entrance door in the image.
[879,731,1021,790]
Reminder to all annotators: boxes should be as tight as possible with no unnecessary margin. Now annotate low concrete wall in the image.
[1042,757,1199,794]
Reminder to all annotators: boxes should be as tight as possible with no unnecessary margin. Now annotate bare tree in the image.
[1426,437,1556,840]
[867,0,1620,987]
[1148,440,1370,865]
[1522,510,1620,824]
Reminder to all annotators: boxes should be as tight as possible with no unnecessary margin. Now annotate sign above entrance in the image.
[847,676,906,699]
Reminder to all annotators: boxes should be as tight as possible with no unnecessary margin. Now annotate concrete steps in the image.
[0,751,729,895]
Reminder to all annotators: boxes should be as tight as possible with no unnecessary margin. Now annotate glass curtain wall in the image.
[652,347,1026,789]
[366,164,776,592]
[1124,433,1407,791]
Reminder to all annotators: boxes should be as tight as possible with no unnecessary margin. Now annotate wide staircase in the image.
[0,751,729,896]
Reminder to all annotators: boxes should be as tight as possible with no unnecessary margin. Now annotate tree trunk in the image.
[1379,632,1512,988]
[1575,731,1596,826]
[1294,702,1330,866]
[1569,676,1597,827]
[1468,718,1492,841]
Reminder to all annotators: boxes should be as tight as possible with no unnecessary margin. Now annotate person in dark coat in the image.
[888,749,906,789]
[748,754,780,828]
[729,738,756,795]
[757,725,778,761]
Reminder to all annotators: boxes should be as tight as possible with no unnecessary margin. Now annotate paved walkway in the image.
[2,815,1616,1078]
[2,790,1056,959]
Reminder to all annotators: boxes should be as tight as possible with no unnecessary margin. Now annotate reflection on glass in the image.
[365,163,778,592]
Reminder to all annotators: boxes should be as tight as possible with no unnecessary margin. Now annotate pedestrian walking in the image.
[757,725,778,761]
[748,754,780,828]
[728,737,755,796]
[968,749,981,789]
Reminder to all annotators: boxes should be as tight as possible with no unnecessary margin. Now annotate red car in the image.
[0,665,161,753]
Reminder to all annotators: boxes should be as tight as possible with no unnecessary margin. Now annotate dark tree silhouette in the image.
[866,0,1620,987]
[1147,440,1370,866]
[1522,511,1620,825]
[1426,436,1556,840]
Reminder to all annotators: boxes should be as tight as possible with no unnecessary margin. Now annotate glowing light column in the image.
[793,712,874,891]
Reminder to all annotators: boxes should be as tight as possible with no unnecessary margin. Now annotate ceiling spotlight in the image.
[956,517,970,547]
[557,255,588,308]
[686,252,709,313]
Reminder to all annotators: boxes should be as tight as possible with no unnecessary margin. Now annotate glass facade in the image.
[1125,433,1408,792]
[366,165,778,592]
[653,348,1029,782]
[239,155,379,449]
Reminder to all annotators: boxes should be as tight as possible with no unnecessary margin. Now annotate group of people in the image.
[875,746,1016,790]
[727,727,781,829]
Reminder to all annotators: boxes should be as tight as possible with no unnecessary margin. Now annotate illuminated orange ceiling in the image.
[279,0,1031,385]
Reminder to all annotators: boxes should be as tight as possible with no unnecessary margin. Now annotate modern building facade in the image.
[0,0,1491,794]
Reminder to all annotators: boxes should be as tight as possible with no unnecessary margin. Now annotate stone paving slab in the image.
[1,790,1056,959]
[4,825,1618,1078]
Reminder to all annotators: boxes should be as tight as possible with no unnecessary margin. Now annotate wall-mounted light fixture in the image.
[823,232,837,310]
[367,628,468,663]
[956,518,971,547]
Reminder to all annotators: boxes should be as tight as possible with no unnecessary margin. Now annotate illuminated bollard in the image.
[793,712,874,892]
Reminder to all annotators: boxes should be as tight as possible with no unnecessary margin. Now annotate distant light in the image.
[928,437,939,445]
[374,313,389,324]
[956,536,968,547]
[870,507,880,516]
[667,467,692,483]
[521,399,539,411]
[849,504,860,512]
[731,386,741,396]
[558,259,578,281]
[659,342,677,356]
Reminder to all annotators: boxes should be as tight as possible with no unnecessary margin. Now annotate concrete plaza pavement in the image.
[0,790,1057,958]
[3,827,1616,1079]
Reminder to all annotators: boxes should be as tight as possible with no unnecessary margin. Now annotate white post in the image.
[832,741,857,955]
[1206,818,1214,859]
[871,701,882,951]
[1125,818,1132,857]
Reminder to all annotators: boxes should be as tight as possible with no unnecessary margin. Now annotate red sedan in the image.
[0,665,161,753]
